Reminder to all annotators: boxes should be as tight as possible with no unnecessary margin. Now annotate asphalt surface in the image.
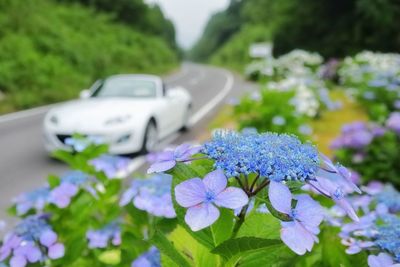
[0,63,255,228]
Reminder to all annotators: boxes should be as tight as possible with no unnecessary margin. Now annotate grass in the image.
[310,89,368,156]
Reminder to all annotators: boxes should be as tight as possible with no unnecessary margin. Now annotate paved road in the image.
[0,63,255,227]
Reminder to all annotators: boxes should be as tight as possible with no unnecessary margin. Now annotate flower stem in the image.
[250,179,270,196]
[231,204,248,238]
[249,174,260,192]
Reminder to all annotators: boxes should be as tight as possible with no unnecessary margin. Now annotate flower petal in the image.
[10,255,27,267]
[295,194,324,228]
[39,230,57,247]
[147,160,176,174]
[268,181,292,214]
[203,170,227,194]
[335,198,359,222]
[368,253,394,267]
[175,178,206,208]
[280,221,315,255]
[48,243,65,259]
[214,187,248,209]
[185,203,220,231]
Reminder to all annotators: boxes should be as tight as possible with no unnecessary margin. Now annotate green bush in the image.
[0,0,178,113]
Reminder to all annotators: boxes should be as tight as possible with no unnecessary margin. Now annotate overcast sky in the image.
[146,0,230,49]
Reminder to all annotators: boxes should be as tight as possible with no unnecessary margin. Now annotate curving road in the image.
[0,63,256,227]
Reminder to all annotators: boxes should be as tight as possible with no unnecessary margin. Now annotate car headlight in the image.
[49,115,59,125]
[105,115,132,125]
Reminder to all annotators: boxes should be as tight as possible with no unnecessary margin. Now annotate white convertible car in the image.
[43,74,192,154]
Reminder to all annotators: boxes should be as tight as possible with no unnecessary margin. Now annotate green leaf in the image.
[47,174,60,188]
[210,209,234,246]
[211,237,282,260]
[150,230,191,267]
[98,249,121,265]
[237,212,281,239]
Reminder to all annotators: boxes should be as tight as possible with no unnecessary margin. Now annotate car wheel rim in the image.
[184,107,191,127]
[146,124,157,151]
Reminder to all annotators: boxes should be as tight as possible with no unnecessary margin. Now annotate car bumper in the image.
[43,127,143,155]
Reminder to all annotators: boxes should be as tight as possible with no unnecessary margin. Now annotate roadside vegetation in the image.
[0,0,178,114]
[189,0,400,70]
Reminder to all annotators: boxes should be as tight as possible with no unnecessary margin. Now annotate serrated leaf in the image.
[211,237,282,260]
[210,209,234,246]
[237,212,281,239]
[150,230,191,267]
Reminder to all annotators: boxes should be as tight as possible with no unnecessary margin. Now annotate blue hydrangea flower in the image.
[86,222,121,249]
[131,246,160,267]
[268,181,324,255]
[0,215,64,266]
[202,130,319,181]
[175,170,248,231]
[65,135,104,152]
[375,185,400,212]
[120,174,176,218]
[147,143,201,173]
[13,187,51,215]
[374,215,400,262]
[90,155,131,178]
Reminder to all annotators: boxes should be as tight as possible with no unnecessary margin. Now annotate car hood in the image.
[49,98,157,130]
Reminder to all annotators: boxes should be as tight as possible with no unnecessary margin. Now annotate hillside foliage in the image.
[0,0,178,113]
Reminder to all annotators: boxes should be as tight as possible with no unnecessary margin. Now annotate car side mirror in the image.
[80,89,91,99]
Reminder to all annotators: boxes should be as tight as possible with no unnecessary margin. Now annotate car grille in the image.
[56,134,71,144]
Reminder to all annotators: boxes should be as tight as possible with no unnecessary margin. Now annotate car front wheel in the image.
[141,121,158,153]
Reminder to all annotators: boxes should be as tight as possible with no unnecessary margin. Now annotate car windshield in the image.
[92,77,157,98]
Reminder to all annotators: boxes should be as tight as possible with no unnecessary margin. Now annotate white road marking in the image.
[163,66,189,83]
[0,104,55,124]
[125,68,235,174]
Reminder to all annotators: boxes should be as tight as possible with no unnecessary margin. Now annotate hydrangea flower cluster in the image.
[386,112,400,134]
[120,174,176,218]
[86,222,121,249]
[150,130,360,255]
[50,171,96,208]
[90,154,131,178]
[13,187,51,216]
[331,121,386,150]
[0,215,64,267]
[340,212,400,266]
[202,130,319,180]
[131,246,160,267]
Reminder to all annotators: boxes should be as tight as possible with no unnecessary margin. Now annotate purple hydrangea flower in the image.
[268,181,324,255]
[49,171,97,208]
[131,247,160,267]
[175,170,248,231]
[341,238,374,254]
[147,144,201,173]
[331,122,374,150]
[386,112,400,134]
[0,215,64,266]
[368,253,397,267]
[13,187,51,215]
[86,222,121,249]
[308,155,360,221]
[90,155,131,178]
[120,174,176,218]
